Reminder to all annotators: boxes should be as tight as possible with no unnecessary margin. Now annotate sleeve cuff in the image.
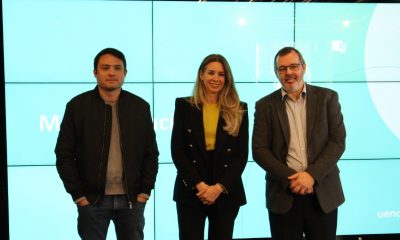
[216,183,228,194]
[74,196,87,204]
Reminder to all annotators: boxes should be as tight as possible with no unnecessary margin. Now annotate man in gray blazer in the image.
[252,46,346,240]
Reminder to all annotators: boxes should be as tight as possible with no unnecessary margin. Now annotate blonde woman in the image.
[171,54,248,240]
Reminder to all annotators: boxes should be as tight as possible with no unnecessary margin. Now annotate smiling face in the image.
[275,50,306,95]
[199,61,226,100]
[94,53,127,93]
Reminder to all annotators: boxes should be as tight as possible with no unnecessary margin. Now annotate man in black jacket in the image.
[55,48,159,240]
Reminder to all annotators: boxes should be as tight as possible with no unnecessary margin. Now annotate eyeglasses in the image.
[276,63,302,74]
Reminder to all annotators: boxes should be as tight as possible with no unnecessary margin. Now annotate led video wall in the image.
[3,1,400,239]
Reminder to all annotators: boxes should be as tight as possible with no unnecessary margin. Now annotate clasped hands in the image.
[288,171,314,195]
[196,182,223,205]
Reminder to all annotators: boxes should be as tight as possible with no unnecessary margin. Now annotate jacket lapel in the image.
[213,116,225,157]
[191,105,208,158]
[275,92,290,145]
[306,84,316,144]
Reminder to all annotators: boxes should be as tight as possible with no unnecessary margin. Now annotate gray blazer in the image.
[252,83,346,214]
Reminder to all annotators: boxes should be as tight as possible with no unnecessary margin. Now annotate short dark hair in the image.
[93,48,127,71]
[274,46,305,72]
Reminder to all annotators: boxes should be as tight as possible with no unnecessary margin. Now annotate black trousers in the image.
[268,194,337,240]
[176,202,239,240]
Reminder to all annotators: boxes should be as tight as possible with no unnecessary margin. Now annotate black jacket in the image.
[55,86,159,205]
[171,97,248,207]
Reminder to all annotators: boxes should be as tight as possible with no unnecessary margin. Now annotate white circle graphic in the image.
[365,4,400,141]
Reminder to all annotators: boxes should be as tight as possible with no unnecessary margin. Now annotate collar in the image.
[281,83,307,101]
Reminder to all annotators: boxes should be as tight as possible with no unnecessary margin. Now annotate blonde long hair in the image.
[190,54,244,136]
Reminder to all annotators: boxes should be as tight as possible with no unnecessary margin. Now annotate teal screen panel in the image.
[3,1,400,239]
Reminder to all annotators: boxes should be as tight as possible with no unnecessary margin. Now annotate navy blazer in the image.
[171,97,248,207]
[252,84,346,214]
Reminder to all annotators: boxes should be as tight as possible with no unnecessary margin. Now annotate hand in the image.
[196,181,209,190]
[195,182,211,204]
[195,181,210,196]
[77,198,90,207]
[196,184,223,205]
[136,195,148,203]
[288,172,314,195]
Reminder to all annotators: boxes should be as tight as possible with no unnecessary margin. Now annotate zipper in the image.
[117,101,132,208]
[94,102,107,205]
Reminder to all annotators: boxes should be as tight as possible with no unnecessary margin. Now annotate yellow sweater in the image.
[203,103,220,151]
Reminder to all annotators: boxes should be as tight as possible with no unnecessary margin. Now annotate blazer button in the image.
[189,144,193,148]
[193,160,197,163]
[224,164,228,168]
[227,148,232,152]
[187,129,192,133]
